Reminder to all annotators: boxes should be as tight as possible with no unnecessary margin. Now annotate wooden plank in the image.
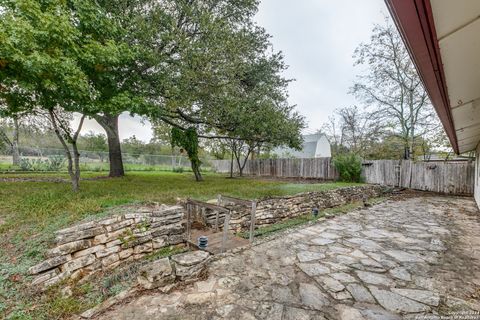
[221,211,231,253]
[186,199,230,212]
[214,210,220,232]
[219,195,252,206]
[249,201,257,243]
[186,203,191,248]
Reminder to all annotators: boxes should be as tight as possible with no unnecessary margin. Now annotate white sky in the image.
[78,0,388,141]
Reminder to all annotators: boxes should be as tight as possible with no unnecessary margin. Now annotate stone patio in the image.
[96,195,480,320]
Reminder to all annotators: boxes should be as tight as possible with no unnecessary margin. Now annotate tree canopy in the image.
[0,0,305,185]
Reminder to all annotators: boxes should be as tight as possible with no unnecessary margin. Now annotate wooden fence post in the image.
[215,194,222,232]
[221,210,231,253]
[214,210,220,232]
[186,201,191,248]
[201,207,206,225]
[249,200,257,243]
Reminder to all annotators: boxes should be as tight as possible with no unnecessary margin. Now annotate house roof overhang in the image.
[385,0,480,154]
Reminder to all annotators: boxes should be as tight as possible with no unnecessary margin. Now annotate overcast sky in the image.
[78,0,388,141]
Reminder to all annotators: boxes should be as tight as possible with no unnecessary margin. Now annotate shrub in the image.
[172,166,184,173]
[45,155,65,171]
[333,153,363,182]
[19,158,33,171]
[19,158,47,171]
[19,156,65,171]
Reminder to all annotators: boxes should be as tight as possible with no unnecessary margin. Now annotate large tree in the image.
[85,0,263,177]
[0,0,130,190]
[351,20,439,160]
[1,0,303,184]
[133,0,305,179]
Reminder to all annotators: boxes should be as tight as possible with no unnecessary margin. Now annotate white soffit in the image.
[431,0,480,40]
[452,101,480,131]
[431,0,480,153]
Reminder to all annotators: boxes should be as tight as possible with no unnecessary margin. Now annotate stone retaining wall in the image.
[28,185,388,289]
[229,185,388,232]
[80,250,211,319]
[29,205,185,289]
[137,250,211,290]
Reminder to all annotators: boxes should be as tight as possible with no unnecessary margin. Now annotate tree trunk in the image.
[234,149,243,177]
[410,124,415,161]
[191,161,203,181]
[229,143,234,178]
[94,114,124,177]
[64,150,77,191]
[11,117,20,166]
[48,110,84,192]
[238,161,244,176]
[238,155,250,177]
[71,142,81,192]
[233,143,252,177]
[404,145,411,160]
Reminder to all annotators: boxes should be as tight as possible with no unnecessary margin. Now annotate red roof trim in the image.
[385,0,459,153]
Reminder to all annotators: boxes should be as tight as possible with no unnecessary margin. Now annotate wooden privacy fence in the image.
[362,160,474,195]
[211,158,337,180]
[211,158,475,195]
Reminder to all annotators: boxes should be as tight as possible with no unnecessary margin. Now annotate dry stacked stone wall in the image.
[28,185,388,289]
[229,185,388,232]
[29,205,185,289]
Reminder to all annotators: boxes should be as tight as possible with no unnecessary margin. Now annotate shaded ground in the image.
[97,195,480,320]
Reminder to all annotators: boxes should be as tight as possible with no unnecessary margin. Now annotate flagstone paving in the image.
[97,195,480,320]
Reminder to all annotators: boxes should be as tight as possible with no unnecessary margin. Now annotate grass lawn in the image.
[0,171,361,319]
[0,171,361,238]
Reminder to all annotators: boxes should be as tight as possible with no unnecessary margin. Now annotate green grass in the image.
[0,172,361,236]
[0,171,361,319]
[275,181,363,194]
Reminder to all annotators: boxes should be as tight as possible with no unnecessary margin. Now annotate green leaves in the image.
[333,153,363,183]
[171,127,203,181]
[0,0,136,115]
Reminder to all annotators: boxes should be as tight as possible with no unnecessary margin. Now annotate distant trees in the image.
[0,116,20,165]
[323,20,445,160]
[351,21,440,160]
[80,132,108,162]
[323,103,446,160]
[323,106,383,157]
